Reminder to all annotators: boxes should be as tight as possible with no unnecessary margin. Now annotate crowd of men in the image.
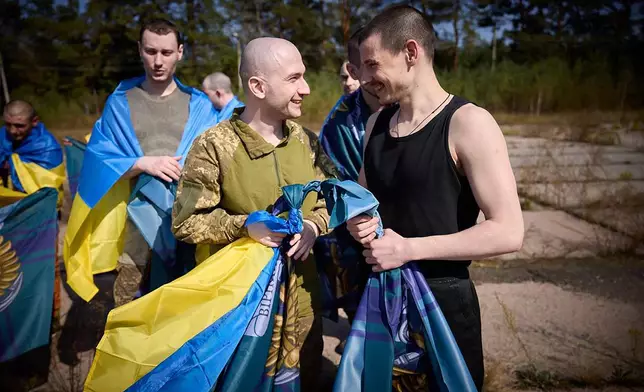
[1,4,524,391]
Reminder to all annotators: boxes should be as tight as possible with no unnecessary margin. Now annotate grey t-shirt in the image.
[126,85,190,156]
[119,86,190,276]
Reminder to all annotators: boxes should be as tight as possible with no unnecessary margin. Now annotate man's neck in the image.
[397,67,449,122]
[360,88,381,114]
[142,77,177,97]
[239,106,284,146]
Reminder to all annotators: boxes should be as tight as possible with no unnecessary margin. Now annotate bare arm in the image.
[406,105,524,260]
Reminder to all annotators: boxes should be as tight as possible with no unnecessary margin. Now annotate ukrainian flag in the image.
[108,180,476,392]
[0,122,64,206]
[63,76,218,303]
[83,181,321,392]
[0,187,58,361]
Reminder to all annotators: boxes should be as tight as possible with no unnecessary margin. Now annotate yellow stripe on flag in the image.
[11,154,65,206]
[63,179,131,302]
[84,238,273,392]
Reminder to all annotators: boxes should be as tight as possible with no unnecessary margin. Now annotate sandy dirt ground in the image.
[13,133,644,391]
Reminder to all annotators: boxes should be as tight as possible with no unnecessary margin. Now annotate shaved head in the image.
[3,100,39,143]
[202,72,236,109]
[238,37,309,121]
[239,37,302,92]
[202,72,233,93]
[3,100,36,119]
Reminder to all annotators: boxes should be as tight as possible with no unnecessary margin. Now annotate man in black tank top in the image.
[346,5,525,391]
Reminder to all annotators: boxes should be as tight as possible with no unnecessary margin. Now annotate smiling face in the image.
[139,30,183,84]
[359,33,414,106]
[254,45,310,120]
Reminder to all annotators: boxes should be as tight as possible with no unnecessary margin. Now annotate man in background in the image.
[339,61,360,97]
[202,72,244,121]
[60,17,217,365]
[1,100,64,203]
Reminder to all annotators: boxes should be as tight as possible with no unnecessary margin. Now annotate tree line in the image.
[1,0,642,127]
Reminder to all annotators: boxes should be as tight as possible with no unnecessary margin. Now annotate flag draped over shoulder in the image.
[63,76,218,303]
[0,123,64,205]
[0,187,58,362]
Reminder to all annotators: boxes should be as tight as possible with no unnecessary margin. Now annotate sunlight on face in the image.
[359,34,410,105]
[264,47,310,120]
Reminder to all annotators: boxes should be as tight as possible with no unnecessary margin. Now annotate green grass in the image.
[17,65,644,134]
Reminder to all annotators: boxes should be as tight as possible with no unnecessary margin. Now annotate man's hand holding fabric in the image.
[346,214,379,246]
[287,219,319,261]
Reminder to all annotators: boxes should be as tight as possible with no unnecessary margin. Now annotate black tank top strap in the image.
[370,105,397,138]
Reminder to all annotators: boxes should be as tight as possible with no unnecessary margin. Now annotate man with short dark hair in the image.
[1,100,64,204]
[63,17,218,306]
[346,5,524,390]
[202,72,244,121]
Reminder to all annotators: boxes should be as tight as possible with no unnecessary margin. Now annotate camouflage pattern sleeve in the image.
[171,131,248,244]
[303,127,339,236]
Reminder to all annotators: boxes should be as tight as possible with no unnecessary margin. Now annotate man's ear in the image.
[177,44,184,61]
[248,76,266,99]
[404,39,420,65]
[31,115,40,127]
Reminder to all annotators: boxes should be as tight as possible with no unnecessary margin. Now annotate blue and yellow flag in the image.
[0,187,58,362]
[84,182,320,392]
[63,76,218,302]
[0,123,65,205]
[84,179,475,392]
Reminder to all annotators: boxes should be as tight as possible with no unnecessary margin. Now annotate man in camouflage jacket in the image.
[171,37,336,390]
